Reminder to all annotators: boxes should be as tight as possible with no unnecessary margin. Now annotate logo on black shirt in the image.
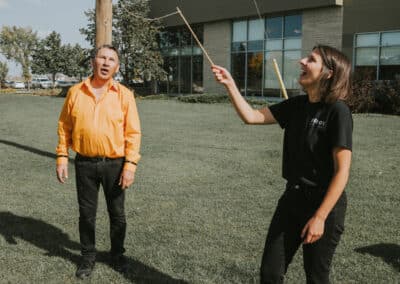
[309,118,326,129]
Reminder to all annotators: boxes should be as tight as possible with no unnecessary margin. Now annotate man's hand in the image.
[301,215,325,244]
[56,164,68,184]
[119,169,135,190]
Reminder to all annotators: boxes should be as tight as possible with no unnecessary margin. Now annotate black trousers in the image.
[75,154,126,260]
[260,183,346,284]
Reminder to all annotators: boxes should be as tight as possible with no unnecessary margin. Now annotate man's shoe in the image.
[75,258,95,279]
[112,255,128,273]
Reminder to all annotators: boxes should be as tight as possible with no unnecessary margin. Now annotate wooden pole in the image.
[272,58,289,100]
[95,0,113,48]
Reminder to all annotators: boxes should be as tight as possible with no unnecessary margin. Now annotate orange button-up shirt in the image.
[56,78,141,171]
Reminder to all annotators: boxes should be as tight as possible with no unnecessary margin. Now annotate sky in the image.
[0,0,105,76]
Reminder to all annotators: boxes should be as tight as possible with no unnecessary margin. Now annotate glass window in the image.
[248,19,264,41]
[266,17,282,39]
[248,41,263,52]
[283,50,301,89]
[159,29,179,49]
[193,47,202,55]
[264,51,282,90]
[247,52,263,95]
[233,20,247,42]
[165,56,179,93]
[232,42,247,53]
[380,65,400,80]
[179,56,192,93]
[284,38,301,49]
[180,29,192,48]
[181,47,193,56]
[192,25,204,44]
[356,33,380,47]
[231,53,246,93]
[231,15,302,97]
[192,55,203,93]
[284,15,302,37]
[266,39,283,51]
[158,26,204,94]
[356,47,379,66]
[382,32,400,46]
[380,46,400,65]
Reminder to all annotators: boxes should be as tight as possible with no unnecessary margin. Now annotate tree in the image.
[31,31,64,84]
[0,26,38,84]
[80,0,165,86]
[0,61,8,88]
[61,44,91,80]
[32,32,91,83]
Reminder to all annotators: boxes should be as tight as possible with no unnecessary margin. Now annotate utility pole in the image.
[95,0,112,47]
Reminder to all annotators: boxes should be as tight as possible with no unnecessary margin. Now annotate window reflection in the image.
[231,15,302,97]
[354,31,400,80]
[266,17,283,39]
[158,25,204,94]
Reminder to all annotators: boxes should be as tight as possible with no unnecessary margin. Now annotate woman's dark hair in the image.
[92,44,119,59]
[313,45,352,103]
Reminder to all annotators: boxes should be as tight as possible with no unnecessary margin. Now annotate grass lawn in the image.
[0,93,399,283]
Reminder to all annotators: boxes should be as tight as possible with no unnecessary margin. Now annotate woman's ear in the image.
[326,69,333,79]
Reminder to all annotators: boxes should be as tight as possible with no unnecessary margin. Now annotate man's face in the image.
[92,47,119,81]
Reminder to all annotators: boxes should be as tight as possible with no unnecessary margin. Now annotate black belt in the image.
[76,153,124,162]
[287,181,320,191]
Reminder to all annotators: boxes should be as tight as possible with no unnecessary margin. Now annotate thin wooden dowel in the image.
[176,7,215,66]
[272,58,289,100]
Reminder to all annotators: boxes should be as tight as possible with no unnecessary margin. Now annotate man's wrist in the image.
[125,160,137,166]
[123,160,137,172]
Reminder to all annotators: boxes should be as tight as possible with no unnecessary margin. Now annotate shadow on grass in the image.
[0,211,186,283]
[354,243,400,272]
[0,139,74,164]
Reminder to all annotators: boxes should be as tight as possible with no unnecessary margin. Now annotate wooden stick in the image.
[176,7,215,66]
[272,58,289,100]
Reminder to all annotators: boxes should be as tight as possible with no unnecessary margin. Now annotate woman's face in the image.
[298,50,327,90]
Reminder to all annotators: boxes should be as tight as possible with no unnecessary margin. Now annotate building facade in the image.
[150,0,400,97]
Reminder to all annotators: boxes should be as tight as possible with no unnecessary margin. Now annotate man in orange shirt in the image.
[56,45,141,278]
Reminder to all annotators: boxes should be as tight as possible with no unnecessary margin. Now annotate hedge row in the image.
[348,79,400,115]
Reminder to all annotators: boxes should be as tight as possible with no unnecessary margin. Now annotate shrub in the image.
[349,79,400,115]
[177,93,229,104]
[176,93,271,106]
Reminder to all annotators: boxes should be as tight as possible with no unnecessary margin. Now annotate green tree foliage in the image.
[31,31,64,84]
[80,0,165,85]
[0,61,8,88]
[32,31,91,83]
[0,26,38,83]
[61,44,91,80]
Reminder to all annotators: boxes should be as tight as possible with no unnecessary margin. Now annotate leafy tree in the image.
[0,61,8,88]
[32,32,91,84]
[0,26,38,84]
[31,31,63,84]
[61,44,91,80]
[80,0,165,86]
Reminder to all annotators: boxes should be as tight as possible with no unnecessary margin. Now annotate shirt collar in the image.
[82,76,120,93]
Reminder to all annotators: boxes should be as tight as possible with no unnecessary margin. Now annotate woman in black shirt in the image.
[212,45,353,283]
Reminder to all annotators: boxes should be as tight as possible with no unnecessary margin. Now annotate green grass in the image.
[0,93,399,283]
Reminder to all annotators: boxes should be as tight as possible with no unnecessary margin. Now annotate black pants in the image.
[75,154,126,260]
[260,183,346,284]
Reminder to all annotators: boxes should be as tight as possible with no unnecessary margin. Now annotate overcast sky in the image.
[0,0,106,76]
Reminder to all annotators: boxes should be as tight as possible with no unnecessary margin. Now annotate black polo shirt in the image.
[269,95,353,188]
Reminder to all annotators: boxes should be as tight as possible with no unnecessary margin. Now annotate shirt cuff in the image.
[123,161,137,172]
[56,156,68,165]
